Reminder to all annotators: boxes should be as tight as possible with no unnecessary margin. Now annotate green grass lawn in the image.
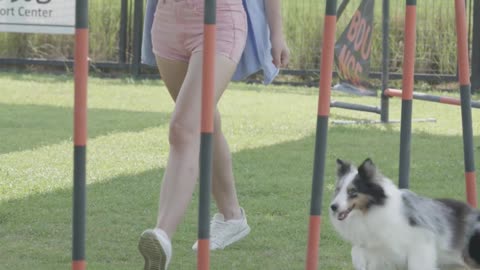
[1,72,479,270]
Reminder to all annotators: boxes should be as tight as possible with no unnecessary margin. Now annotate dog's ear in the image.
[336,159,352,177]
[358,158,376,181]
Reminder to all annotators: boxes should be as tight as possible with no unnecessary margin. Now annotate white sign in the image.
[0,0,75,34]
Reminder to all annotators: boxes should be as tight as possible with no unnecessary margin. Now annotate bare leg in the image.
[154,53,238,238]
[155,58,242,221]
[212,110,242,220]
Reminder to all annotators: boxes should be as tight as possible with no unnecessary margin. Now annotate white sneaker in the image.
[138,229,172,270]
[192,208,251,251]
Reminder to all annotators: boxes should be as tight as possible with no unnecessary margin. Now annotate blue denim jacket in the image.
[141,0,279,85]
[141,0,158,67]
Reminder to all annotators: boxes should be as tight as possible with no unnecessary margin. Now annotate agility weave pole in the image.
[454,0,478,208]
[197,0,216,269]
[397,0,416,189]
[394,0,478,206]
[72,0,89,269]
[305,0,337,269]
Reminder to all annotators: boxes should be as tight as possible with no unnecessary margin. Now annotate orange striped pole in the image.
[454,0,478,208]
[197,0,216,269]
[72,0,89,269]
[305,1,336,269]
[397,0,416,189]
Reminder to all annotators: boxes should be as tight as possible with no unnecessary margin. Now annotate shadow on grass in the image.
[0,103,170,154]
[0,125,479,269]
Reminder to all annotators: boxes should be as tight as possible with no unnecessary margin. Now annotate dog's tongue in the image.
[338,211,349,221]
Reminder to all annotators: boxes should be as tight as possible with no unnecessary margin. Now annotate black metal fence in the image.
[0,0,479,91]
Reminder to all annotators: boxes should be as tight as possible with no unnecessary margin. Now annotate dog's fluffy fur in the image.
[329,158,480,270]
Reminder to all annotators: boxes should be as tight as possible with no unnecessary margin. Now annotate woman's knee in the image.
[168,118,199,149]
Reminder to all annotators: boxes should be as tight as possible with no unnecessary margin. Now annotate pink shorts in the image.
[151,0,247,63]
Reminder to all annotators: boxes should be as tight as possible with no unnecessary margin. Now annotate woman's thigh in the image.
[170,52,238,130]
